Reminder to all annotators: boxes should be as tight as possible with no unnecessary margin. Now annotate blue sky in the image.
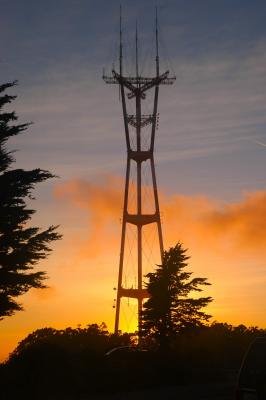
[1,0,266,200]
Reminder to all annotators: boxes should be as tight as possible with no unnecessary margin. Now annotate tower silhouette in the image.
[103,9,175,334]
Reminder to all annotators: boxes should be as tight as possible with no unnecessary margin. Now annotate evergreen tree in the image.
[0,81,62,319]
[141,242,212,350]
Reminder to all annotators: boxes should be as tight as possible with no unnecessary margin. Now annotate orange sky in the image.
[2,175,266,361]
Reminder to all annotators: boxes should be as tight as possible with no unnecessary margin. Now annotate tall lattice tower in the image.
[103,9,175,334]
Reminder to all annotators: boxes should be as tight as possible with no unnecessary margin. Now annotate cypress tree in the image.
[141,242,212,350]
[0,81,61,319]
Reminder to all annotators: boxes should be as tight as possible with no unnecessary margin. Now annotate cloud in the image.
[54,176,122,258]
[205,191,266,249]
[54,176,266,258]
[54,176,122,219]
[162,189,266,261]
[253,139,266,148]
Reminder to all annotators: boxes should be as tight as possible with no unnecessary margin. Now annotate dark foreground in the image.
[1,323,262,399]
[94,382,235,400]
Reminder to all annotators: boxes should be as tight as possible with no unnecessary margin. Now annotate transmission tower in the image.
[103,9,175,334]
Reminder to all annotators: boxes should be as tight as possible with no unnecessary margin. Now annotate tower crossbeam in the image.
[103,70,175,100]
[103,74,176,85]
[126,213,159,226]
[119,288,149,299]
[127,114,158,129]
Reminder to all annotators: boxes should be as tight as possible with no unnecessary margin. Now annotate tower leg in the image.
[114,295,121,334]
[136,90,143,341]
[151,156,164,260]
[114,158,130,334]
[137,225,142,338]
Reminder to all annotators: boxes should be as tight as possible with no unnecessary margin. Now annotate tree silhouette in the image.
[0,81,62,319]
[141,242,212,350]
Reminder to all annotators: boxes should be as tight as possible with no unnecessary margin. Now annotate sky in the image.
[1,0,266,361]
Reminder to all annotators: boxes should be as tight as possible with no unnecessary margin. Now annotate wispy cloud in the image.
[253,139,266,148]
[7,38,266,197]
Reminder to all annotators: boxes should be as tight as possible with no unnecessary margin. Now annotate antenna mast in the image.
[135,21,139,78]
[156,6,159,77]
[119,5,122,76]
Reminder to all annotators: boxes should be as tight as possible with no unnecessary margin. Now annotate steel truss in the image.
[103,8,175,335]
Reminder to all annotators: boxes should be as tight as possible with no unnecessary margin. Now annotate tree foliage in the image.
[2,321,265,399]
[2,323,133,399]
[141,242,212,349]
[0,81,61,319]
[8,322,133,363]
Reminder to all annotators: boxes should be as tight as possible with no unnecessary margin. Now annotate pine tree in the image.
[141,242,212,350]
[0,81,62,319]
